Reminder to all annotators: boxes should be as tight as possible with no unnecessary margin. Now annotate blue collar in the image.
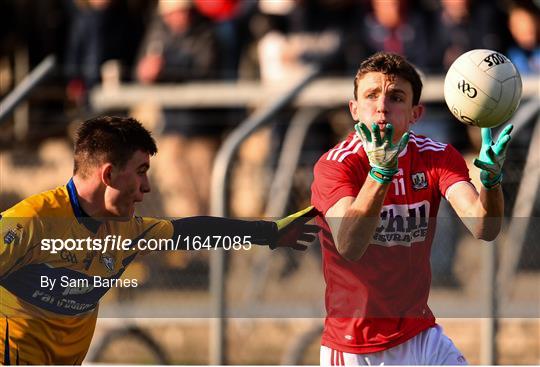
[66,178,102,233]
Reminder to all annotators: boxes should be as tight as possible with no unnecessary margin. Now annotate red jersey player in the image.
[311,52,513,365]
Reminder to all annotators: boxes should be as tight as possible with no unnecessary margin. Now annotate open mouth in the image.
[375,121,388,130]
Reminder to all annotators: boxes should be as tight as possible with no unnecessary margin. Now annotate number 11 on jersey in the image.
[393,177,406,196]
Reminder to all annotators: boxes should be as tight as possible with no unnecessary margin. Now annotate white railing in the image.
[90,76,539,111]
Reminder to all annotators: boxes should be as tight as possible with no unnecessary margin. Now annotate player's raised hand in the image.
[355,122,409,184]
[272,206,320,250]
[474,124,513,189]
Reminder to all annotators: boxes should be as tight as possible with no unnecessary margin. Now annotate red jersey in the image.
[311,131,470,354]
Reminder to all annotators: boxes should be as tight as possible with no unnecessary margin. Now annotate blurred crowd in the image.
[1,0,539,86]
[1,0,539,287]
[1,0,539,102]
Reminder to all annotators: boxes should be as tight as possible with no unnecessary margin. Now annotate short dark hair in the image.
[74,116,157,177]
[353,52,423,106]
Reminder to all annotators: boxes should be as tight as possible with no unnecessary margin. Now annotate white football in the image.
[443,49,522,128]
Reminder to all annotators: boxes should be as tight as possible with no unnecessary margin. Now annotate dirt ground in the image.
[90,317,539,365]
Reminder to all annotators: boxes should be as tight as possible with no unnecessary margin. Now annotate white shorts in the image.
[320,325,467,365]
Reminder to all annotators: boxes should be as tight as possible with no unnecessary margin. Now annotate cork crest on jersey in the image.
[412,172,428,190]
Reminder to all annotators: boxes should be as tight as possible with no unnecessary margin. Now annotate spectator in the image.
[427,0,506,72]
[136,0,219,84]
[65,0,148,106]
[135,0,224,216]
[346,0,431,71]
[65,0,112,105]
[507,1,540,75]
[194,0,256,79]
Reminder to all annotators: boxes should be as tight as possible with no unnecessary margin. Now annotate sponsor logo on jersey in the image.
[62,281,94,296]
[31,290,96,313]
[411,172,428,190]
[60,249,78,264]
[373,201,430,246]
[3,224,23,245]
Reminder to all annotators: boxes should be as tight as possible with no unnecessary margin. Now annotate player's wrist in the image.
[369,167,398,184]
[268,221,279,249]
[480,171,502,189]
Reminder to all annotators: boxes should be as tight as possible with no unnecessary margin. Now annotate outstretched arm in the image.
[447,125,512,240]
[170,207,319,250]
[446,180,504,241]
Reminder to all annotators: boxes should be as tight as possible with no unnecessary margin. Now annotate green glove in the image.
[355,122,409,184]
[473,124,513,189]
[272,206,319,250]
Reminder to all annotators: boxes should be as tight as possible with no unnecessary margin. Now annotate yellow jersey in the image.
[0,179,172,364]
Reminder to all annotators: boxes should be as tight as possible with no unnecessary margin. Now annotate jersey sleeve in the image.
[135,217,174,256]
[136,216,277,254]
[311,156,366,215]
[437,144,471,197]
[0,207,44,280]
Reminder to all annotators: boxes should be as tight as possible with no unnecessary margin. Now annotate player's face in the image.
[349,72,423,143]
[105,150,151,218]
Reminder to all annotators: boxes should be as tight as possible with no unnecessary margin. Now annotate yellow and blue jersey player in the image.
[0,116,318,364]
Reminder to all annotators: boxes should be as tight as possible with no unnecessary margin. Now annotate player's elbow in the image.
[474,225,501,241]
[476,230,500,242]
[473,218,502,241]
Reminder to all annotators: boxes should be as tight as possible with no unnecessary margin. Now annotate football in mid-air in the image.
[443,49,522,128]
